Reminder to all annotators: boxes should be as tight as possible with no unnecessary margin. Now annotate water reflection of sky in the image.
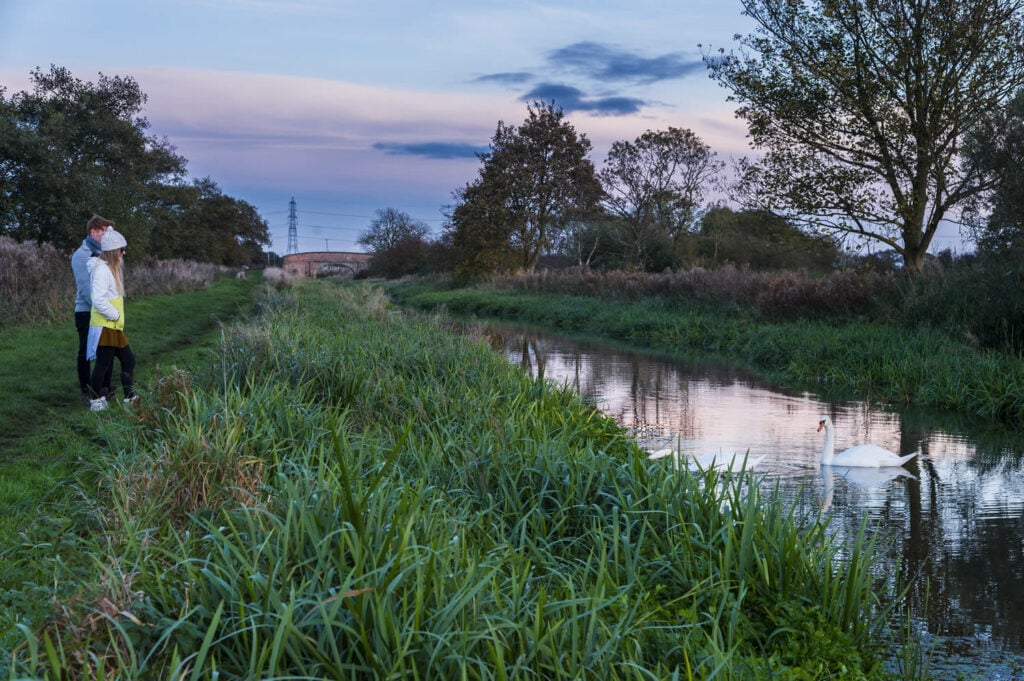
[485,323,1024,679]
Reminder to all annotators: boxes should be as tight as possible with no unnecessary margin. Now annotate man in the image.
[71,215,113,404]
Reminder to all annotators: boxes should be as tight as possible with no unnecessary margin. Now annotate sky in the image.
[0,0,969,255]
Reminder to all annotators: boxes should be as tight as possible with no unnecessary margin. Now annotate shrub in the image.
[0,237,231,329]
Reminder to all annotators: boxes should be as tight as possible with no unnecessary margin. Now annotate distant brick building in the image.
[282,251,372,279]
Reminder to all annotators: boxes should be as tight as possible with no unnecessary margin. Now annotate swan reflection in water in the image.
[819,465,917,512]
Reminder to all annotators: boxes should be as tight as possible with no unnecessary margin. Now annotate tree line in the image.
[362,0,1024,281]
[359,102,840,280]
[0,66,270,266]
[8,0,1024,277]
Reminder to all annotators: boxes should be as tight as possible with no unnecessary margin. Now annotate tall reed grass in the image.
[7,282,901,679]
[482,263,1024,354]
[486,267,896,321]
[0,236,232,329]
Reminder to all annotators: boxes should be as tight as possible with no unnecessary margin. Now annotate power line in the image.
[299,223,364,233]
[301,208,446,223]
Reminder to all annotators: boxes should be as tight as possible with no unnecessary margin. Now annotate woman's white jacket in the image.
[88,258,123,327]
[86,257,124,359]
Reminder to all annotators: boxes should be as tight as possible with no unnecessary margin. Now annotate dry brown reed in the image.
[260,265,294,290]
[0,237,232,329]
[0,237,73,327]
[114,369,266,529]
[36,559,146,680]
[491,265,896,320]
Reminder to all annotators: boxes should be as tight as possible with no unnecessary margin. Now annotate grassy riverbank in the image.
[0,272,260,660]
[384,279,1024,424]
[3,280,908,679]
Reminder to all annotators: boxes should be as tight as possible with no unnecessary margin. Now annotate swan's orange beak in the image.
[817,421,825,432]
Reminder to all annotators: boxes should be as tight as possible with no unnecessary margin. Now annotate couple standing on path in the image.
[71,215,138,412]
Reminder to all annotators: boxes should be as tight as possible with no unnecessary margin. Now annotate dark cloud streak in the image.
[522,83,645,116]
[472,72,533,85]
[547,41,703,84]
[467,41,700,117]
[373,141,487,159]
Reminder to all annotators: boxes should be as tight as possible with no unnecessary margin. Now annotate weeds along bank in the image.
[385,276,1024,424]
[9,281,901,679]
[0,236,232,329]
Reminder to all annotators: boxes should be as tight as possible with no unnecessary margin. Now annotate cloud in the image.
[521,83,645,116]
[373,141,488,159]
[472,72,534,86]
[547,41,703,84]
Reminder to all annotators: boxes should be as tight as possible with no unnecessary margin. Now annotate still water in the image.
[483,323,1024,679]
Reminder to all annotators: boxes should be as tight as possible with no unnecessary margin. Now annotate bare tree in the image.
[599,127,722,269]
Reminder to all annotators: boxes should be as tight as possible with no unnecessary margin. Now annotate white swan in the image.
[817,416,919,468]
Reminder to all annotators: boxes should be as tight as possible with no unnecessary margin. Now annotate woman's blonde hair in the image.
[100,249,125,296]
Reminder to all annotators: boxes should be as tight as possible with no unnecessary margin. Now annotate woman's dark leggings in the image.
[90,344,136,400]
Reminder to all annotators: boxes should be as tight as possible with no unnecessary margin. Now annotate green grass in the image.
[0,272,260,647]
[2,280,907,679]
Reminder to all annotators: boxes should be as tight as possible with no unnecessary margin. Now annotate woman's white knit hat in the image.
[101,229,127,251]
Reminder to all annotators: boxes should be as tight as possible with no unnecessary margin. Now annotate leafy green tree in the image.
[0,66,186,252]
[695,206,839,272]
[147,178,270,266]
[599,127,722,269]
[357,208,433,278]
[447,101,602,277]
[705,0,1024,273]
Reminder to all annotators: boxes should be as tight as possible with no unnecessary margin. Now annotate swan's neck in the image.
[820,425,835,465]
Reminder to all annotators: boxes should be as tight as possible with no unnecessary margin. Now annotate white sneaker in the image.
[123,395,139,406]
[90,396,108,412]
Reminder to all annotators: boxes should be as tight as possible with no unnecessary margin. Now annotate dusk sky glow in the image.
[0,1,969,254]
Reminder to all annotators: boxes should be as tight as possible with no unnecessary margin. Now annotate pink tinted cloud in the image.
[134,67,515,194]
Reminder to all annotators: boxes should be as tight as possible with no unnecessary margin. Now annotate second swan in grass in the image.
[648,446,766,472]
[817,415,919,468]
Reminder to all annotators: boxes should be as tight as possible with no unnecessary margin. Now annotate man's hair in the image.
[86,214,113,234]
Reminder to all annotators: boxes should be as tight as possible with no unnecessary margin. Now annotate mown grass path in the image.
[0,273,259,456]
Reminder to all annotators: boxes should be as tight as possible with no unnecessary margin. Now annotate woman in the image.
[86,229,137,411]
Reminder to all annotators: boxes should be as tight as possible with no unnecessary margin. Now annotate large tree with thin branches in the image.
[705,0,1024,272]
[599,127,722,269]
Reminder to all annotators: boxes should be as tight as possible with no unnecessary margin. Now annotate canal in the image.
[483,323,1024,680]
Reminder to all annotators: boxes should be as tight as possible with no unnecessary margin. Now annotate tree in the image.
[0,66,187,252]
[447,101,603,276]
[964,88,1024,260]
[695,206,839,271]
[147,178,270,266]
[599,127,722,269]
[357,208,433,278]
[705,0,1024,273]
[357,208,429,252]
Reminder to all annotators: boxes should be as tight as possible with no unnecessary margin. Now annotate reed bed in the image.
[0,236,232,329]
[487,267,896,321]
[7,282,899,679]
[483,264,1024,354]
